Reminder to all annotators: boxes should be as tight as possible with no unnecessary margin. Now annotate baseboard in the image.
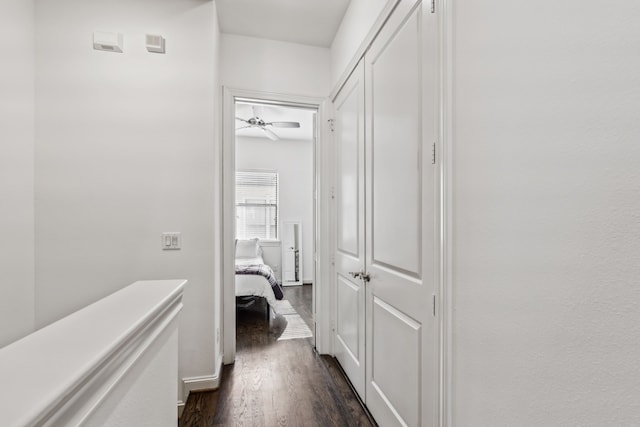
[177,352,224,415]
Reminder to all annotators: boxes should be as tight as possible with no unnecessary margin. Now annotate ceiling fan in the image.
[236,105,300,141]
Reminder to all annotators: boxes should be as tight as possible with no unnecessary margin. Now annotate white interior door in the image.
[364,1,437,426]
[333,60,366,399]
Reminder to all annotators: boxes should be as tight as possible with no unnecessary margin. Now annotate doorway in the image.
[222,89,330,364]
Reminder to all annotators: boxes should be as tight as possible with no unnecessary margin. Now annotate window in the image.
[236,171,279,240]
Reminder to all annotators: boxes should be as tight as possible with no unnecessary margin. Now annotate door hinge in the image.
[432,294,436,316]
[431,142,437,164]
[431,0,435,13]
[328,119,335,132]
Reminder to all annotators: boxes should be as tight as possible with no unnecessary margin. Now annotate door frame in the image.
[222,87,333,363]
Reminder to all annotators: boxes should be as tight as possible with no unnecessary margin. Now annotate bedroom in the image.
[233,100,316,344]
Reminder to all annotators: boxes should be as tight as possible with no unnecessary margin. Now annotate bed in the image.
[235,239,284,313]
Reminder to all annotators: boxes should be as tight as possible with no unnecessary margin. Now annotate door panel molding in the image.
[371,296,422,427]
[336,274,363,361]
[369,5,424,279]
[335,81,362,258]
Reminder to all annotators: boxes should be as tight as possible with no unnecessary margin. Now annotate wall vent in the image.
[146,34,165,54]
[93,31,123,53]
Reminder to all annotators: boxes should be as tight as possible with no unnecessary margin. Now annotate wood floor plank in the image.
[180,285,375,427]
[179,389,219,427]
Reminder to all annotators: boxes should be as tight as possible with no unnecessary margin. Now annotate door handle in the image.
[349,271,371,283]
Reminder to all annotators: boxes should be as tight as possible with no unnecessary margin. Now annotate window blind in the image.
[236,171,279,240]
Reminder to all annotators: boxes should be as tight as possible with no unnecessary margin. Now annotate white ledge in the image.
[0,279,187,427]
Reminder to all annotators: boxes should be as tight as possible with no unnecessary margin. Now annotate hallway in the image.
[180,285,375,426]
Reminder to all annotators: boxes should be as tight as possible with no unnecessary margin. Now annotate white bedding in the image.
[235,256,278,307]
[235,256,264,267]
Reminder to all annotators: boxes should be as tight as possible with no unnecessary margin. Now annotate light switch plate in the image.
[161,232,181,250]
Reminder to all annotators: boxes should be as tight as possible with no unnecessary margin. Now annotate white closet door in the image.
[333,60,367,399]
[364,1,437,426]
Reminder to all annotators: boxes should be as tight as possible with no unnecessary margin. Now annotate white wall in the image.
[257,241,283,283]
[83,326,179,427]
[451,1,640,425]
[34,0,220,397]
[0,0,35,347]
[236,136,314,282]
[221,34,331,98]
[330,0,389,90]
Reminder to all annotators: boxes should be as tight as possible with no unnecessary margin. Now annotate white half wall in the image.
[451,1,640,425]
[0,0,35,347]
[34,0,220,397]
[221,34,331,98]
[0,280,185,426]
[236,136,314,282]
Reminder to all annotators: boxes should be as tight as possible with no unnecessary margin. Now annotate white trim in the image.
[315,98,335,355]
[439,0,454,425]
[177,401,185,418]
[222,88,332,362]
[177,351,223,417]
[182,374,218,397]
[178,351,224,404]
[222,87,237,364]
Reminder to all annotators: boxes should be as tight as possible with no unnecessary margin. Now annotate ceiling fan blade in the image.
[262,127,280,141]
[236,125,252,130]
[268,121,300,128]
[236,117,249,123]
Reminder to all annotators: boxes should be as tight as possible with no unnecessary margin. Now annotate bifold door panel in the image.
[334,59,366,399]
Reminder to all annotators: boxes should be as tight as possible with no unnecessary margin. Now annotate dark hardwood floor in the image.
[179,284,375,427]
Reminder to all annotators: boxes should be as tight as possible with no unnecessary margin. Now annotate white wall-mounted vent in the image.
[146,34,165,54]
[93,31,123,53]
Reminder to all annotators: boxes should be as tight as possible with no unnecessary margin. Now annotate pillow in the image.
[235,238,262,259]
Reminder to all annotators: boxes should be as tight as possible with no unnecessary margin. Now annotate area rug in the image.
[271,299,298,315]
[271,300,313,341]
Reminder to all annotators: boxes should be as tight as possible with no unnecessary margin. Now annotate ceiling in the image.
[235,102,316,141]
[216,0,351,47]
